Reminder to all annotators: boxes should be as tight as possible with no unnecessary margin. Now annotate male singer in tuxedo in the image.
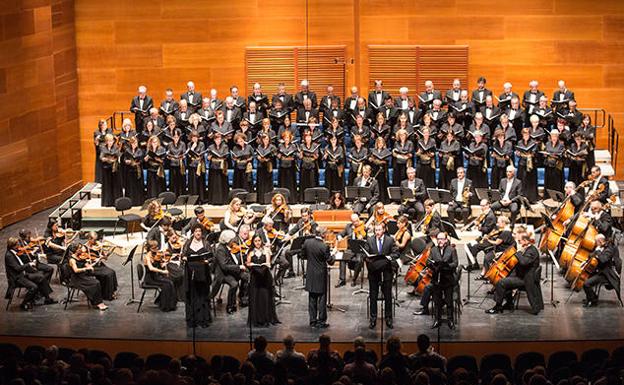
[368,79,390,114]
[130,85,153,130]
[365,224,399,329]
[302,227,334,328]
[212,234,249,314]
[491,166,523,226]
[181,81,202,113]
[295,79,317,109]
[429,232,458,329]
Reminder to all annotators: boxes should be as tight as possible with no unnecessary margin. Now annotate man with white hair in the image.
[491,165,523,226]
[426,99,446,128]
[344,85,361,113]
[247,82,269,113]
[419,80,442,111]
[480,95,501,128]
[208,88,222,111]
[198,97,216,125]
[181,81,202,112]
[221,96,242,128]
[130,85,153,130]
[144,107,164,129]
[497,82,518,111]
[368,79,389,113]
[394,87,410,110]
[505,96,524,133]
[445,78,463,104]
[295,79,317,109]
[211,229,249,314]
[581,233,621,308]
[522,80,544,115]
[552,80,575,112]
[320,85,341,117]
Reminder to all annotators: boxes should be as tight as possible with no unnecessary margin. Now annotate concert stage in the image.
[1,210,623,360]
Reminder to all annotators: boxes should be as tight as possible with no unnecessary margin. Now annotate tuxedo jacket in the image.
[450,178,473,203]
[364,235,399,272]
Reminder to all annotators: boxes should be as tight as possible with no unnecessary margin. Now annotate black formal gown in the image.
[516,139,539,203]
[207,142,230,204]
[465,141,488,189]
[92,262,117,301]
[438,139,460,190]
[392,140,414,186]
[167,141,187,197]
[324,145,345,193]
[370,147,392,202]
[490,140,513,189]
[348,146,369,185]
[99,144,122,207]
[145,146,167,198]
[187,141,207,203]
[300,143,320,201]
[247,251,280,327]
[70,258,103,305]
[93,129,112,184]
[232,144,254,191]
[416,138,437,189]
[183,240,213,328]
[544,141,565,193]
[144,260,177,312]
[256,144,277,204]
[567,141,588,186]
[278,143,298,203]
[122,147,145,206]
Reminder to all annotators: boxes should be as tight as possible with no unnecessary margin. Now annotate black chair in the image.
[514,352,545,385]
[222,355,241,374]
[158,192,183,216]
[447,355,479,377]
[547,350,578,377]
[114,351,139,369]
[58,347,76,363]
[87,349,111,364]
[480,353,512,383]
[24,345,46,365]
[58,262,89,310]
[146,353,172,371]
[513,266,542,309]
[136,264,161,313]
[4,283,24,310]
[114,197,143,241]
[611,346,624,369]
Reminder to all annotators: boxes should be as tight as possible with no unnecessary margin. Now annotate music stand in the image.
[475,188,490,202]
[140,197,163,211]
[304,187,330,205]
[122,245,140,305]
[387,187,414,203]
[272,242,291,306]
[349,239,369,295]
[386,220,398,235]
[427,188,452,214]
[441,220,460,240]
[546,189,564,202]
[174,195,198,218]
[326,253,347,313]
[244,192,257,204]
[490,190,502,202]
[185,251,213,355]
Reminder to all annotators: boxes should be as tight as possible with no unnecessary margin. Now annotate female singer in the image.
[162,115,177,148]
[84,232,118,301]
[349,134,369,185]
[299,131,319,201]
[187,130,207,203]
[439,112,464,146]
[393,215,412,264]
[577,114,596,168]
[567,132,589,186]
[328,191,346,210]
[256,133,277,203]
[306,117,323,144]
[143,240,177,312]
[277,131,298,201]
[369,137,392,202]
[231,133,254,191]
[166,230,185,301]
[528,114,546,146]
[140,119,160,149]
[515,128,539,203]
[68,245,108,311]
[497,113,517,144]
[167,129,187,197]
[325,117,345,146]
[468,112,490,143]
[122,136,145,206]
[490,129,513,188]
[210,110,234,144]
[207,132,230,205]
[392,113,414,144]
[416,127,437,189]
[94,119,112,183]
[371,113,391,145]
[420,113,438,142]
[265,193,291,233]
[465,130,489,189]
[182,224,213,327]
[351,115,371,147]
[438,130,460,190]
[324,135,345,193]
[392,129,414,186]
[100,134,122,207]
[543,129,565,193]
[144,135,166,199]
[188,113,206,142]
[118,118,136,151]
[554,118,571,145]
[277,116,296,144]
[257,118,277,145]
[223,197,254,232]
[246,235,280,327]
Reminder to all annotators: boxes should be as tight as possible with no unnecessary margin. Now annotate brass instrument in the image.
[462,186,470,206]
[462,211,486,231]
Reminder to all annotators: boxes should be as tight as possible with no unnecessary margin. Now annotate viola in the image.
[353,222,367,239]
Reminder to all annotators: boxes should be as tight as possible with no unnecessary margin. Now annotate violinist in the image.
[471,216,514,280]
[365,202,393,232]
[394,215,413,264]
[264,193,291,233]
[122,136,145,206]
[212,230,249,314]
[429,232,459,329]
[84,231,118,301]
[141,199,167,232]
[288,208,318,238]
[543,129,565,193]
[398,167,426,221]
[485,232,542,315]
[143,240,177,312]
[582,234,621,308]
[336,213,367,287]
[165,230,185,301]
[182,224,213,327]
[206,132,230,205]
[586,165,610,204]
[5,237,56,311]
[447,167,473,225]
[146,215,173,250]
[166,129,187,197]
[222,197,255,232]
[144,135,166,198]
[256,133,277,203]
[277,131,298,201]
[246,235,280,326]
[490,166,523,227]
[299,131,320,201]
[232,133,254,191]
[18,229,53,283]
[183,206,214,238]
[187,130,207,203]
[43,219,72,264]
[328,191,346,210]
[100,133,122,207]
[67,244,107,311]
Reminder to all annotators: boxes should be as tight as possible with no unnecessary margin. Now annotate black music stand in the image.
[327,254,347,313]
[264,189,291,204]
[174,195,198,219]
[304,187,330,205]
[140,197,163,211]
[441,220,460,240]
[272,242,291,306]
[244,192,258,204]
[386,220,398,235]
[427,189,452,214]
[122,245,140,305]
[349,239,369,295]
[387,187,414,203]
[291,235,313,290]
[475,188,490,202]
[345,186,372,202]
[546,189,565,202]
[186,251,213,355]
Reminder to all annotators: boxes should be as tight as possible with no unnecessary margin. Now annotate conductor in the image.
[302,227,334,329]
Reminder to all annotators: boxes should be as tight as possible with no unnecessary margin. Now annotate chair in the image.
[58,262,89,310]
[24,345,46,365]
[480,353,513,383]
[514,266,542,309]
[611,346,624,369]
[447,355,479,377]
[58,347,76,363]
[87,349,111,364]
[136,264,161,313]
[146,353,172,371]
[0,343,22,365]
[113,197,143,241]
[4,283,24,311]
[514,352,545,385]
[158,192,183,216]
[114,351,140,369]
[547,350,578,377]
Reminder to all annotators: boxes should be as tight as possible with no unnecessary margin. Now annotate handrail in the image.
[578,108,606,129]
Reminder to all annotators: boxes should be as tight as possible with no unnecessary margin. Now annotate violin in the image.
[353,222,367,240]
[375,211,392,225]
[198,216,214,231]
[479,228,502,243]
[151,251,172,263]
[17,241,40,257]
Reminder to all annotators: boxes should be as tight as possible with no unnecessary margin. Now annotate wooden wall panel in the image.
[0,0,81,228]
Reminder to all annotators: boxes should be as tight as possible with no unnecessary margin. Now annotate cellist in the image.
[583,201,614,239]
[470,216,514,280]
[336,213,367,288]
[582,234,622,308]
[485,231,543,315]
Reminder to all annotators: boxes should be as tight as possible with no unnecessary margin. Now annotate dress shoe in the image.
[20,303,33,311]
[335,280,346,288]
[385,318,393,329]
[485,306,503,314]
[44,298,58,305]
[310,322,318,328]
[431,320,441,329]
[316,322,330,329]
[413,307,430,316]
[369,319,377,329]
[447,320,455,329]
[583,300,598,308]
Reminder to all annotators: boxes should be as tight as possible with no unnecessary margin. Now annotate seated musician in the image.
[398,167,426,221]
[351,165,380,215]
[394,215,413,265]
[584,201,614,239]
[222,197,256,231]
[469,215,514,280]
[5,237,57,311]
[582,234,621,307]
[586,165,610,204]
[67,244,108,311]
[490,165,523,227]
[447,167,473,225]
[485,231,543,315]
[141,200,167,232]
[165,230,185,301]
[143,240,178,312]
[464,199,497,271]
[256,218,289,282]
[43,218,72,264]
[146,215,173,249]
[336,213,367,288]
[560,182,585,227]
[418,199,442,245]
[18,229,54,283]
[84,231,118,301]
[365,202,393,232]
[182,206,214,238]
[264,193,292,233]
[284,208,318,277]
[211,230,249,314]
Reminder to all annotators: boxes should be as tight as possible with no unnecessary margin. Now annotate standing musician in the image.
[485,232,543,315]
[255,133,277,203]
[415,127,437,189]
[264,193,292,234]
[490,129,513,189]
[324,135,345,194]
[365,202,393,232]
[515,128,539,203]
[122,136,145,206]
[447,167,473,225]
[212,230,249,314]
[543,130,566,193]
[490,165,523,227]
[5,237,57,311]
[302,227,334,329]
[352,165,380,214]
[438,130,461,190]
[222,197,255,232]
[246,235,280,327]
[67,243,108,311]
[369,137,392,202]
[365,223,399,329]
[429,232,459,329]
[336,213,367,288]
[392,129,414,186]
[398,167,427,221]
[100,133,122,207]
[18,230,54,283]
[567,132,589,186]
[471,216,514,280]
[143,240,178,312]
[182,224,214,327]
[84,231,118,301]
[94,119,113,183]
[277,131,298,201]
[299,132,320,201]
[577,114,596,167]
[582,234,622,307]
[586,165,610,204]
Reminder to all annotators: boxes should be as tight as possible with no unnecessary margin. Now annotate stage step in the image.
[595,149,611,164]
[599,163,615,177]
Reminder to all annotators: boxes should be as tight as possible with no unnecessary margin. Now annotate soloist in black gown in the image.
[247,251,280,327]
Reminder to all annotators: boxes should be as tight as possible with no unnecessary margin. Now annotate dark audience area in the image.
[1,334,623,385]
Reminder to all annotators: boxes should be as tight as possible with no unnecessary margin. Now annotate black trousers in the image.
[447,201,470,224]
[420,283,432,308]
[432,283,454,321]
[338,252,363,282]
[398,201,425,221]
[212,273,249,308]
[368,267,393,320]
[467,242,493,266]
[494,276,524,306]
[15,273,52,305]
[36,262,54,283]
[491,201,519,225]
[583,274,608,302]
[308,291,327,325]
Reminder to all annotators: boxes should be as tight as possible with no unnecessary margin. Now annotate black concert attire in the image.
[471,88,492,110]
[429,243,459,323]
[99,144,122,207]
[365,234,399,324]
[145,145,166,199]
[465,141,488,188]
[87,247,118,301]
[492,244,543,314]
[324,143,345,194]
[448,177,473,224]
[160,97,178,117]
[392,140,414,186]
[337,223,366,284]
[577,123,596,168]
[416,137,437,189]
[93,128,112,183]
[183,238,213,327]
[68,256,103,305]
[5,249,53,307]
[278,143,298,202]
[302,236,334,326]
[491,177,523,226]
[299,143,320,201]
[516,138,538,203]
[398,178,426,221]
[232,143,254,191]
[352,176,380,215]
[567,141,589,186]
[130,95,153,130]
[187,141,207,203]
[490,140,513,189]
[207,141,230,205]
[144,255,177,312]
[348,145,369,185]
[122,146,145,206]
[256,143,277,203]
[370,146,392,202]
[483,230,515,270]
[212,243,249,311]
[583,242,622,305]
[544,140,565,193]
[247,249,280,326]
[438,138,461,190]
[167,140,187,197]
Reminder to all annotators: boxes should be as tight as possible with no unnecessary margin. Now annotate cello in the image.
[484,245,518,286]
[404,246,432,295]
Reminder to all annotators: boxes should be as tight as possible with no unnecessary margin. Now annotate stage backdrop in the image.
[75,0,624,181]
[0,0,81,228]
